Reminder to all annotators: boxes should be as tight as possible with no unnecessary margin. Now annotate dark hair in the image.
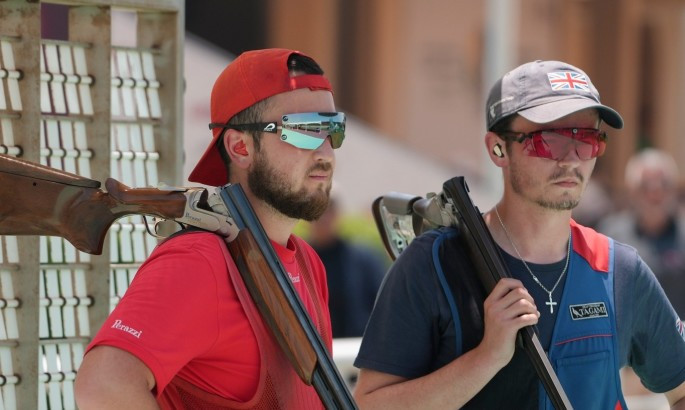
[287,53,324,75]
[490,114,518,153]
[217,53,325,179]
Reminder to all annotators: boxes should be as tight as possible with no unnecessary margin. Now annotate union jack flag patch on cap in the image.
[547,71,590,92]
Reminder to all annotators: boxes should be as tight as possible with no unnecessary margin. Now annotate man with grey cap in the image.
[353,60,685,409]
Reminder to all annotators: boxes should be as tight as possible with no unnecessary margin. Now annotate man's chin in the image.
[275,191,330,221]
[538,198,580,211]
[308,179,332,194]
[551,188,583,209]
[305,195,331,220]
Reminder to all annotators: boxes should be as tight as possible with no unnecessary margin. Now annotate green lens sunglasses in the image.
[209,111,346,150]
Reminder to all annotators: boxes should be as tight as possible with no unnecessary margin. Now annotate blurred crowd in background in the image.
[577,148,685,319]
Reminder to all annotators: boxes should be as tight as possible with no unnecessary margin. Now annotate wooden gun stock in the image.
[228,230,318,382]
[0,154,186,254]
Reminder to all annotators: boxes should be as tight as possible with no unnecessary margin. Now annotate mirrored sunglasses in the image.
[209,111,345,150]
[500,128,607,161]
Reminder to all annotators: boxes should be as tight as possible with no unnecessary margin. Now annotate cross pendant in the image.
[545,294,557,314]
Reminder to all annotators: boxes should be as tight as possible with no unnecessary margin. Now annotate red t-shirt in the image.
[86,231,331,401]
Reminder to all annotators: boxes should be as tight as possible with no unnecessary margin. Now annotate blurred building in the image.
[187,0,685,201]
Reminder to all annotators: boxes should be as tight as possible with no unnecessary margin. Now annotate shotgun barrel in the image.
[220,184,357,410]
[443,176,572,410]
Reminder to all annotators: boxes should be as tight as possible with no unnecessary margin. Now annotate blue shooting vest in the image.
[432,221,628,409]
[541,221,627,409]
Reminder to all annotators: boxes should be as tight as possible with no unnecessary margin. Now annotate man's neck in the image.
[486,199,572,264]
[250,199,298,247]
[228,177,298,247]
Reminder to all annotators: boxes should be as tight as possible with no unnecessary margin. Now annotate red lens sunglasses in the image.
[499,128,607,161]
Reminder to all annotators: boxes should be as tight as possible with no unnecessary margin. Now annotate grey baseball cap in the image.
[486,60,623,131]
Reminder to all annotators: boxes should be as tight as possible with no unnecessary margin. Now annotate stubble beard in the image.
[509,161,584,211]
[248,152,331,221]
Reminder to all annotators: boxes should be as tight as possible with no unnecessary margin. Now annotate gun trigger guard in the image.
[145,216,177,239]
[173,188,239,241]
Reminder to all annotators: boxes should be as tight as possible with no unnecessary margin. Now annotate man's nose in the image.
[313,136,335,161]
[557,142,582,165]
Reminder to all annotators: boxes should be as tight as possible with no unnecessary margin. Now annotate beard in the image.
[510,161,584,211]
[248,152,332,221]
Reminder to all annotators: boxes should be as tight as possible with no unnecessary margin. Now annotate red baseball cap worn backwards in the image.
[188,48,333,186]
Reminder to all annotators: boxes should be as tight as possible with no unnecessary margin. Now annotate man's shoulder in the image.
[291,234,329,274]
[162,228,224,247]
[391,226,462,271]
[571,220,642,264]
[291,234,320,260]
[146,230,228,270]
[571,220,650,272]
[570,220,613,272]
[412,226,461,247]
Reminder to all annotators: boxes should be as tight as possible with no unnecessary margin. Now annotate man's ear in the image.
[234,140,248,156]
[223,129,253,169]
[485,132,508,167]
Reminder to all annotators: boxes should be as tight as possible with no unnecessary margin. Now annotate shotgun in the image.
[0,154,237,254]
[441,177,572,410]
[0,153,356,409]
[220,185,357,409]
[372,176,572,410]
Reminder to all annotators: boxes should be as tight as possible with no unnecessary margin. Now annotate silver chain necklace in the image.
[494,206,571,314]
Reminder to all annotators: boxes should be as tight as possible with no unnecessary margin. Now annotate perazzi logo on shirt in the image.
[287,271,300,283]
[111,319,143,338]
[569,302,608,320]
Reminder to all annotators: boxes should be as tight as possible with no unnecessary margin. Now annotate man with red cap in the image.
[75,49,346,409]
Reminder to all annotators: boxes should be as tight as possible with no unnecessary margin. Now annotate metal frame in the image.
[0,1,183,408]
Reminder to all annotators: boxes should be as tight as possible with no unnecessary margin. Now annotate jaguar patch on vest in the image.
[569,302,608,320]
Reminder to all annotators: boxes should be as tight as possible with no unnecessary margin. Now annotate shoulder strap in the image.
[430,229,464,356]
[429,228,488,356]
